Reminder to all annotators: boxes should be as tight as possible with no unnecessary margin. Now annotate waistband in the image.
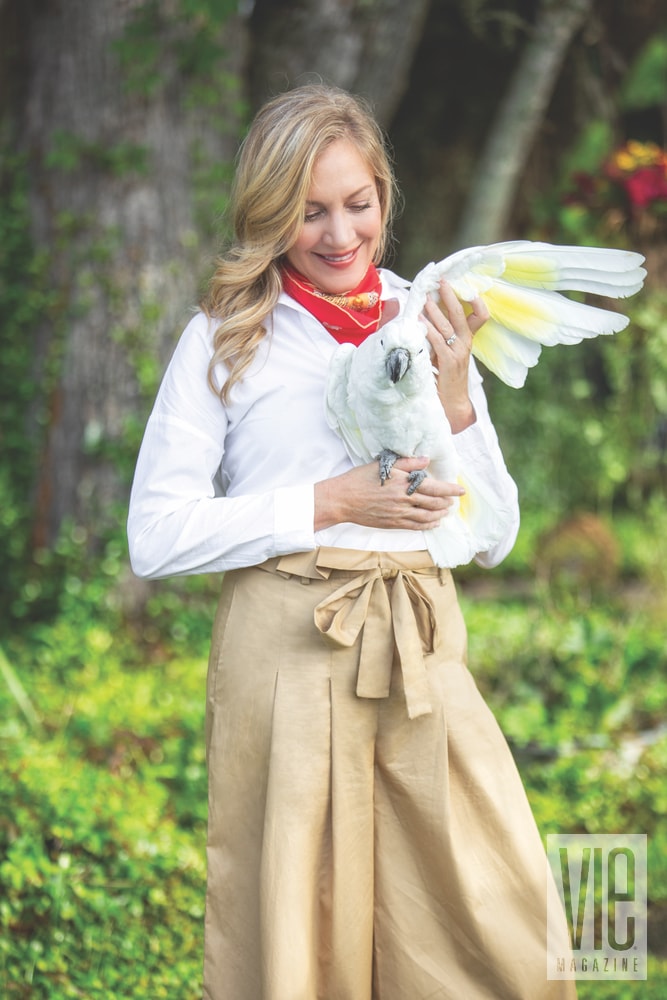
[258,548,452,719]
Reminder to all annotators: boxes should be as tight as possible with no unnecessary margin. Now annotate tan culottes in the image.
[203,548,575,1000]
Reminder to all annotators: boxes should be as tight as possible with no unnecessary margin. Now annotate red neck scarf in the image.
[281,264,383,345]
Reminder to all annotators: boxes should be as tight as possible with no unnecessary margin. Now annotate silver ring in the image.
[446,333,457,346]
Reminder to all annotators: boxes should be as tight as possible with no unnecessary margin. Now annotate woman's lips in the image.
[315,248,359,266]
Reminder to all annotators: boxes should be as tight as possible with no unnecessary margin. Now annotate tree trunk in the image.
[5,0,430,553]
[247,0,432,123]
[454,0,594,249]
[7,0,245,548]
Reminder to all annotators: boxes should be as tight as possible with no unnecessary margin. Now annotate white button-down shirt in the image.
[127,269,519,578]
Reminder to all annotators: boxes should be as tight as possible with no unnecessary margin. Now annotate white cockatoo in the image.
[324,240,646,568]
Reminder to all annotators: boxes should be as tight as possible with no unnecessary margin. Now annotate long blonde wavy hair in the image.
[202,84,398,401]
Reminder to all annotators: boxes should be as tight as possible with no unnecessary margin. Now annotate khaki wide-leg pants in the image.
[203,548,575,1000]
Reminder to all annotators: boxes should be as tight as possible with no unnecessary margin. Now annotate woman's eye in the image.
[304,211,322,223]
[350,202,371,213]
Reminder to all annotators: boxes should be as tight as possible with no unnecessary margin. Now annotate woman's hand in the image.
[314,457,465,533]
[421,279,489,433]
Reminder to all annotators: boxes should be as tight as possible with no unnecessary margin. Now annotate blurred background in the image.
[1,1,666,996]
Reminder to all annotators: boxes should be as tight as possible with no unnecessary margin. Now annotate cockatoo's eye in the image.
[380,339,384,348]
[418,348,424,355]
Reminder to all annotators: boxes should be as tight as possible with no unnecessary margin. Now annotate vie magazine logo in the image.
[547,834,647,980]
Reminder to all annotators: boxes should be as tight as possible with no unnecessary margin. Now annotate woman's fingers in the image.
[467,294,490,333]
[370,457,464,528]
[424,280,489,342]
[392,457,464,500]
[320,458,465,532]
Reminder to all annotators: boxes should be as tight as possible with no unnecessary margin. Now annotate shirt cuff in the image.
[451,420,490,462]
[273,484,317,554]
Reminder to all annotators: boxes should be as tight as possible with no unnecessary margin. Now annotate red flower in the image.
[622,165,667,209]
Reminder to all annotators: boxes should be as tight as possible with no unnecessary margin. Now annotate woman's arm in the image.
[127,315,316,578]
[423,279,520,565]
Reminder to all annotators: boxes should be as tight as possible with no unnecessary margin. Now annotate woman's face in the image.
[285,138,383,295]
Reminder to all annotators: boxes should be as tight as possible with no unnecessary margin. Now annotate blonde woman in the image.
[128,84,574,1000]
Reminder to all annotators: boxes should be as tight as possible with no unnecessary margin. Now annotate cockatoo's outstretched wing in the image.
[405,241,646,387]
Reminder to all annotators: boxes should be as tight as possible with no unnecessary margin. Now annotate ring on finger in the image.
[446,333,457,346]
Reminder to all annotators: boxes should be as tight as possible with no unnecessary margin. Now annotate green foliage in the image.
[114,0,239,100]
[0,153,59,628]
[463,583,667,752]
[114,0,165,97]
[45,130,149,177]
[1,731,205,998]
[508,31,667,528]
[191,140,237,236]
[620,33,667,112]
[483,288,667,518]
[529,119,617,246]
[1,542,217,997]
[177,0,239,79]
[575,964,667,999]
[112,0,245,236]
[459,509,667,994]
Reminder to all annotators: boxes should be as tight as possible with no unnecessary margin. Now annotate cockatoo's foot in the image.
[406,469,428,495]
[377,449,400,484]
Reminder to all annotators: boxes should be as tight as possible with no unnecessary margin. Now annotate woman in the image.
[128,85,574,1000]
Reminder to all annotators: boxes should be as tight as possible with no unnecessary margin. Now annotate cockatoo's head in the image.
[375,316,432,390]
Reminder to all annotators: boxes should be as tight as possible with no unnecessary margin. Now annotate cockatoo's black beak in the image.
[386,347,410,383]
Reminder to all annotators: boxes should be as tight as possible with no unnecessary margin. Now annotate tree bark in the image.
[6,0,245,548]
[454,0,594,249]
[247,0,432,123]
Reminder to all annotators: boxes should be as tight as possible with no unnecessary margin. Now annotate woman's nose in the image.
[323,210,354,247]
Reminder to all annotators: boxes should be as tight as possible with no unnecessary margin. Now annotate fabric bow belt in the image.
[259,547,450,719]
